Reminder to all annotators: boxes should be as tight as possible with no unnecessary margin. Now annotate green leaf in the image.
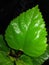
[0,51,13,65]
[16,55,33,65]
[5,5,47,57]
[0,35,9,53]
[32,45,49,65]
[16,60,25,65]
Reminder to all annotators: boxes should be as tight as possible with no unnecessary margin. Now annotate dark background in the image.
[0,0,49,65]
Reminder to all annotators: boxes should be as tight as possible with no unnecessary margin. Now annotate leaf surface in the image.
[16,55,33,65]
[5,5,47,57]
[32,45,49,65]
[0,35,9,53]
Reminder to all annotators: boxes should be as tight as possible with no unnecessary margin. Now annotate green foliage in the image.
[0,51,13,65]
[32,45,49,65]
[5,5,47,57]
[0,35,9,53]
[20,55,33,65]
[0,35,13,65]
[16,55,33,65]
[0,5,49,65]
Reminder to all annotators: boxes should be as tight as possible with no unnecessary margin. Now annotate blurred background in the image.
[0,0,49,65]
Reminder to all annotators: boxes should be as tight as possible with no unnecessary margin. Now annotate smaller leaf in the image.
[32,44,49,65]
[16,60,25,65]
[0,51,13,65]
[0,35,9,53]
[16,55,33,65]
